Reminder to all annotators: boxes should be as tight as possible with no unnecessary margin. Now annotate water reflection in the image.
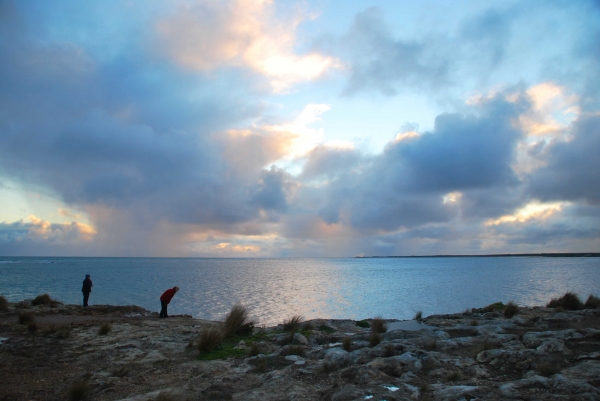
[0,257,599,325]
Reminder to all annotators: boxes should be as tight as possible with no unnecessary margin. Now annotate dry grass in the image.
[15,300,31,309]
[223,304,254,338]
[585,294,600,309]
[342,337,352,351]
[249,342,262,357]
[27,322,38,332]
[110,366,129,377]
[283,315,304,332]
[369,331,381,347]
[301,321,315,331]
[470,319,479,326]
[383,343,396,357]
[197,327,223,353]
[414,310,423,322]
[0,295,8,312]
[31,293,61,307]
[371,316,387,334]
[547,292,583,310]
[67,379,89,401]
[503,301,519,318]
[98,323,111,335]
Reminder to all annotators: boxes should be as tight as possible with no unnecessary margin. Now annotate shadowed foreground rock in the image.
[0,301,599,400]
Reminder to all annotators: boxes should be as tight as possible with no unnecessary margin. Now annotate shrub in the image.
[503,301,519,318]
[0,295,8,311]
[32,293,60,307]
[283,315,304,332]
[342,337,352,351]
[323,361,338,373]
[67,379,89,401]
[248,342,262,357]
[355,320,370,328]
[414,311,423,322]
[470,319,479,326]
[27,322,38,332]
[223,304,254,338]
[547,292,583,310]
[318,325,335,333]
[371,316,387,334]
[369,331,381,347]
[98,323,111,335]
[445,371,461,382]
[197,327,223,353]
[18,312,34,325]
[463,308,472,315]
[584,294,600,309]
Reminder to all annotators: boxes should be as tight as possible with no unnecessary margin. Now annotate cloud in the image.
[156,0,338,92]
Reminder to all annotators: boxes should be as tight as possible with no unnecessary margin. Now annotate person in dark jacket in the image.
[82,274,93,307]
[159,286,179,318]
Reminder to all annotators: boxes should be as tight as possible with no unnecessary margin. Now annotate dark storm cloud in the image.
[0,1,279,237]
[296,93,526,233]
[528,114,600,204]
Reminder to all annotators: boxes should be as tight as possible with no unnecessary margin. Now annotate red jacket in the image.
[160,288,177,304]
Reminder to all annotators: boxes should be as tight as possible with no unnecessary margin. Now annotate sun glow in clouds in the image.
[485,201,570,226]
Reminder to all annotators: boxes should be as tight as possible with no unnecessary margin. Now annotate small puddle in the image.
[381,384,400,392]
[387,320,435,331]
[0,337,8,344]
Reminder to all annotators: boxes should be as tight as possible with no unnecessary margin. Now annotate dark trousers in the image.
[83,291,90,307]
[160,300,168,318]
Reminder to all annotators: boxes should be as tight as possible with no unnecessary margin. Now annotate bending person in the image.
[159,286,179,318]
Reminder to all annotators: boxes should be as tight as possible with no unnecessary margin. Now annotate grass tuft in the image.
[503,301,519,318]
[154,390,183,401]
[283,314,303,332]
[197,327,223,353]
[322,361,338,373]
[18,312,34,325]
[27,322,38,332]
[383,343,396,357]
[342,337,352,351]
[0,295,8,312]
[57,325,72,339]
[31,293,61,307]
[223,304,254,338]
[584,294,600,309]
[248,342,262,357]
[547,292,583,310]
[414,310,423,322]
[67,379,89,401]
[445,371,461,382]
[371,316,387,334]
[318,325,335,333]
[369,331,381,347]
[470,319,479,326]
[98,323,111,335]
[111,366,129,377]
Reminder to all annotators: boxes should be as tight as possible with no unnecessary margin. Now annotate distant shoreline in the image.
[355,252,600,258]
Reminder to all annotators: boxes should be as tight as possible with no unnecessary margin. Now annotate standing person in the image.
[159,286,179,318]
[82,274,93,307]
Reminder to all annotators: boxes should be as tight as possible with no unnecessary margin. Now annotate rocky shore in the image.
[1,298,599,400]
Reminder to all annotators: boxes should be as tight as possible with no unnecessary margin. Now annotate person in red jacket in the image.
[159,286,179,318]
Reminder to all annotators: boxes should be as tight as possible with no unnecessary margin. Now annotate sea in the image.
[0,256,599,325]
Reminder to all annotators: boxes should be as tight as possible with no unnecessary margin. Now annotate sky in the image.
[0,0,599,257]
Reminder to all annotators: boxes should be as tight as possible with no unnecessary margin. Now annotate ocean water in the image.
[0,257,599,325]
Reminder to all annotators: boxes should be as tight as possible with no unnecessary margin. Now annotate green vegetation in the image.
[31,293,61,307]
[503,301,519,318]
[355,320,370,328]
[98,323,111,335]
[547,292,583,310]
[473,302,505,313]
[318,325,335,333]
[371,316,387,334]
[223,303,254,338]
[197,338,248,361]
[584,294,600,309]
[67,379,89,401]
[301,321,315,331]
[0,295,8,312]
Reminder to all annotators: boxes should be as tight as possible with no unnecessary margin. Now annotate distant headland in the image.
[355,253,600,258]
